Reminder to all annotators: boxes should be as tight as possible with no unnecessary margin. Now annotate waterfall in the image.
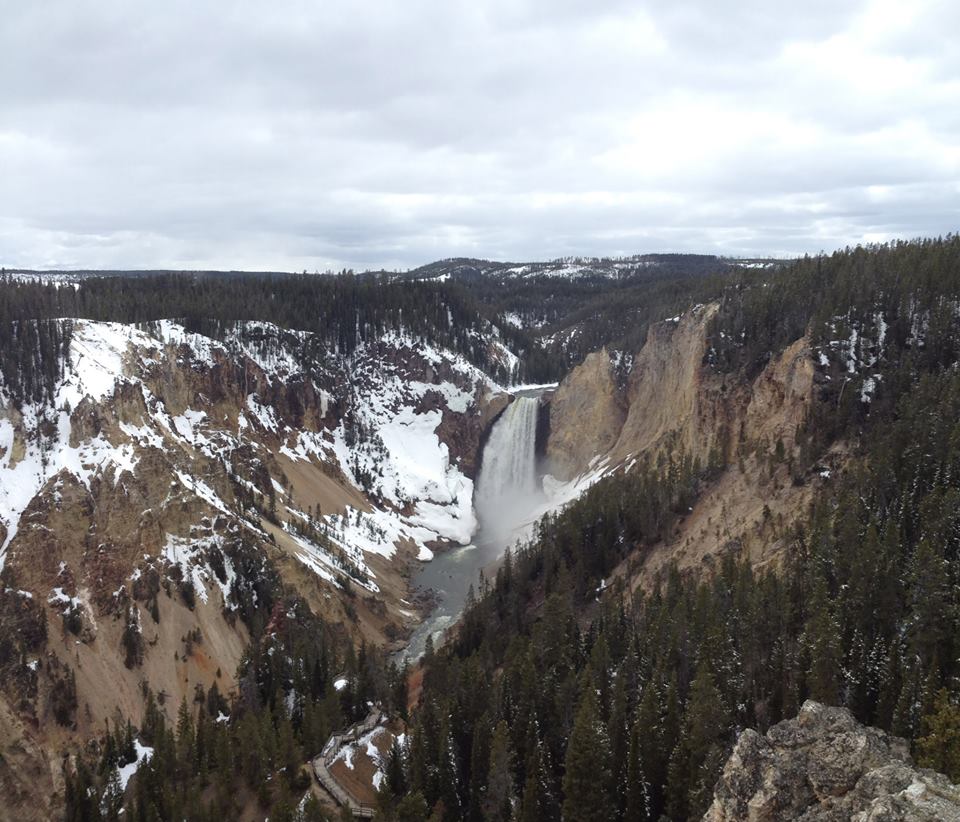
[475,396,541,539]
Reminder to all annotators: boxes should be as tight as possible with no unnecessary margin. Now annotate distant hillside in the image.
[399,252,782,282]
[2,252,784,286]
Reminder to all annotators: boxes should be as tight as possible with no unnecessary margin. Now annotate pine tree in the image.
[608,669,630,816]
[466,717,490,822]
[435,717,460,821]
[892,658,923,739]
[483,720,514,822]
[684,664,729,801]
[561,685,613,821]
[666,734,691,821]
[390,662,409,721]
[519,734,549,822]
[300,794,327,822]
[917,688,960,781]
[102,766,124,822]
[624,718,650,821]
[635,679,665,819]
[176,697,196,775]
[395,792,429,822]
[278,711,300,778]
[804,571,841,705]
[908,539,954,668]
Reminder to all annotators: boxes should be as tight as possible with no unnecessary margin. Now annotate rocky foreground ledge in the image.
[704,700,960,821]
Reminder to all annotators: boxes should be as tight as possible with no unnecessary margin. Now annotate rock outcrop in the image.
[608,303,723,469]
[704,701,960,822]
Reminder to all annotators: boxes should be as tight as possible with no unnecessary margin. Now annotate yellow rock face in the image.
[545,348,626,481]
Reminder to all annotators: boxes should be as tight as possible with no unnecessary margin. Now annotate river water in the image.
[397,529,505,663]
[396,393,545,664]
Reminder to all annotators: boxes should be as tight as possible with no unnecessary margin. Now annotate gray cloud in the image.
[0,0,958,271]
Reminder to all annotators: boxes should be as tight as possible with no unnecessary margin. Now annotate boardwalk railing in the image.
[312,709,384,819]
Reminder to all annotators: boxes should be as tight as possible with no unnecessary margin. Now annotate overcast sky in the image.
[1,0,958,271]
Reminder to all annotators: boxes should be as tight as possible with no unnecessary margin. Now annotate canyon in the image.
[2,242,955,821]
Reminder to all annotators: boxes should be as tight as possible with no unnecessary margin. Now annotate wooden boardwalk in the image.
[312,709,384,818]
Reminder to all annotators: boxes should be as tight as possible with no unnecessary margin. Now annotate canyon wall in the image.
[545,302,827,589]
[0,320,509,819]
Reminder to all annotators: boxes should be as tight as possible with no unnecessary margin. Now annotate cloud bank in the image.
[1,0,958,270]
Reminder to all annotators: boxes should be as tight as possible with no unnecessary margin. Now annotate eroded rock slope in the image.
[545,302,828,589]
[0,318,511,819]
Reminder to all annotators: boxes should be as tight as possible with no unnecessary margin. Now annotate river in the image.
[397,528,506,663]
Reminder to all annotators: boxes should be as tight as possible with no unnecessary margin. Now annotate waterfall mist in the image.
[474,396,544,543]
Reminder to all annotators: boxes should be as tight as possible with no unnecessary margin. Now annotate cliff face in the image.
[545,349,626,480]
[546,303,725,482]
[609,303,724,469]
[545,302,827,589]
[705,701,960,821]
[548,303,816,478]
[0,319,508,819]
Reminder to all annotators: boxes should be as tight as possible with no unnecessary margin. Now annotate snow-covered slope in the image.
[0,319,508,594]
[0,321,154,560]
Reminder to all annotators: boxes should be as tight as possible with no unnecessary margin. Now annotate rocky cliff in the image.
[547,302,816,479]
[545,302,828,590]
[545,348,625,480]
[705,701,960,821]
[609,303,724,469]
[545,306,722,481]
[0,318,511,819]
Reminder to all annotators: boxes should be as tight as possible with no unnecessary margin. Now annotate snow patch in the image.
[162,533,236,607]
[117,740,154,791]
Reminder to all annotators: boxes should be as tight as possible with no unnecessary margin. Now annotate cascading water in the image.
[397,393,544,662]
[474,396,541,536]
